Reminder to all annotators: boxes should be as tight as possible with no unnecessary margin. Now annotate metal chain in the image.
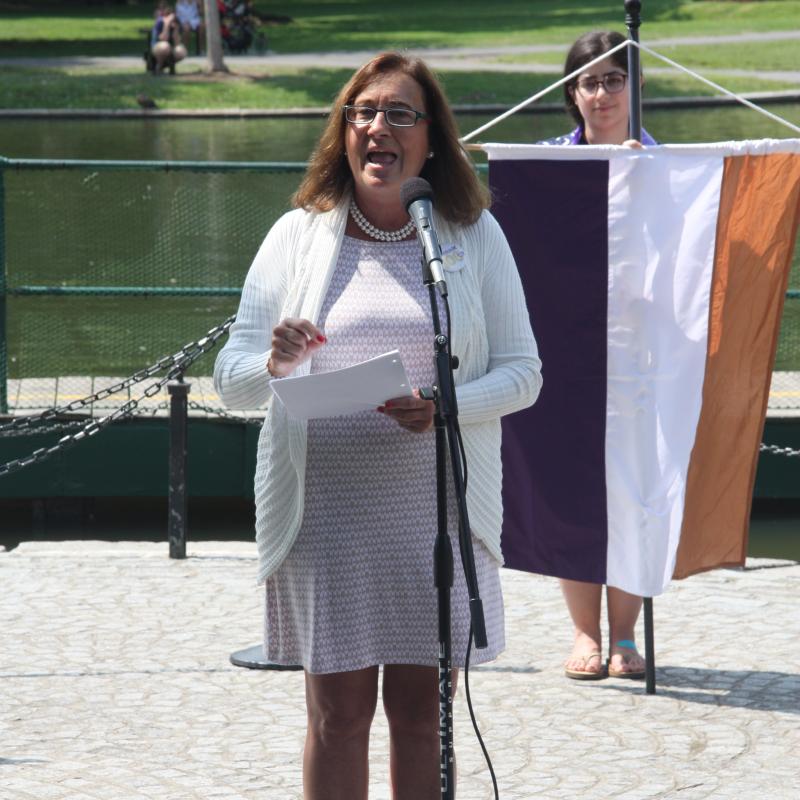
[0,315,235,433]
[187,400,264,426]
[1,373,187,478]
[0,418,88,438]
[759,442,800,458]
[4,309,799,479]
[0,318,235,478]
[0,401,172,440]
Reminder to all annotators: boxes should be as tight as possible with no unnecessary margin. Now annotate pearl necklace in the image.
[349,199,416,242]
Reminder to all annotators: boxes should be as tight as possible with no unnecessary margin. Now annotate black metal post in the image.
[168,378,190,559]
[0,164,7,415]
[626,0,656,694]
[625,0,643,142]
[643,596,656,694]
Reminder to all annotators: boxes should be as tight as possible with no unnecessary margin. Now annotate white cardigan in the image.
[214,200,542,584]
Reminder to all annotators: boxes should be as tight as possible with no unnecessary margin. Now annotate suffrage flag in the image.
[488,140,800,597]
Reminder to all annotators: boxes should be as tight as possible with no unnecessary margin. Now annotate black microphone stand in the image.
[420,261,488,800]
[626,0,657,696]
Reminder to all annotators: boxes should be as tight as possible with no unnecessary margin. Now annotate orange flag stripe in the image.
[674,152,800,579]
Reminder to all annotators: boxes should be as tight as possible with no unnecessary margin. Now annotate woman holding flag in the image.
[546,30,652,680]
[547,30,656,148]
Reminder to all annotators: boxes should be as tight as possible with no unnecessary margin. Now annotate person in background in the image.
[214,51,542,799]
[150,3,187,75]
[547,29,655,147]
[175,0,204,52]
[545,30,652,681]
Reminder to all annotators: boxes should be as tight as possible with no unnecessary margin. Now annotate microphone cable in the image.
[443,293,499,800]
[443,296,468,492]
[465,624,500,800]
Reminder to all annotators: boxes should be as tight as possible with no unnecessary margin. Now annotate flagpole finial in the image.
[625,0,642,31]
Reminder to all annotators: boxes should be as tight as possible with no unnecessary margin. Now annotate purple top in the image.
[542,125,657,146]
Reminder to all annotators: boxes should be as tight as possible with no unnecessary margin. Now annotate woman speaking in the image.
[215,51,541,799]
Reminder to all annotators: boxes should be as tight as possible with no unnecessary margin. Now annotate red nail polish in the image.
[384,401,393,409]
[316,335,326,343]
[377,406,385,413]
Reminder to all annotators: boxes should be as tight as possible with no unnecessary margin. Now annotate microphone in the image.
[400,177,448,297]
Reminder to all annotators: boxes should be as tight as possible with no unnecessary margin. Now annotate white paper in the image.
[270,350,413,420]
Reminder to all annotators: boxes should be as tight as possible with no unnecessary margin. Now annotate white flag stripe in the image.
[605,154,724,596]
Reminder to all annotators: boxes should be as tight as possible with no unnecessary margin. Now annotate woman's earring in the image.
[427,150,434,159]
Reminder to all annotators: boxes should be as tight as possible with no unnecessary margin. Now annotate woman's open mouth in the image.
[367,151,397,166]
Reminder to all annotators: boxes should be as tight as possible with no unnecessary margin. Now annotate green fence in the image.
[0,157,307,413]
[0,155,799,415]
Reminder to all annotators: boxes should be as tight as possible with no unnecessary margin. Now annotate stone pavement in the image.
[1,540,799,799]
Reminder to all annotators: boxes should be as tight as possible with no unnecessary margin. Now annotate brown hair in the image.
[293,51,489,226]
[563,31,629,126]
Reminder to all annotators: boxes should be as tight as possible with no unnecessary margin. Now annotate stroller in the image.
[217,0,267,54]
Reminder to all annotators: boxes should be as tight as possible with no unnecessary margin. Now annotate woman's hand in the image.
[160,13,177,40]
[378,388,434,433]
[622,139,644,149]
[268,318,326,378]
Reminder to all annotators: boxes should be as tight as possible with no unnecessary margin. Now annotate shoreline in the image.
[1,89,799,119]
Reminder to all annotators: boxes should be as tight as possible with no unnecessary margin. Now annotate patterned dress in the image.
[264,236,505,674]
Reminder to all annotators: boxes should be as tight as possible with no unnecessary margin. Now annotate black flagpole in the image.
[625,0,643,142]
[625,0,657,696]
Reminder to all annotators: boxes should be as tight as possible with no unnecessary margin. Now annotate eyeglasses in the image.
[343,105,429,127]
[575,72,628,96]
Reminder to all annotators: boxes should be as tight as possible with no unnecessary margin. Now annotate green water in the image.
[0,103,799,159]
[749,500,800,561]
[0,116,326,162]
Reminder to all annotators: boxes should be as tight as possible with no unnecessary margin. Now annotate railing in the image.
[0,156,798,417]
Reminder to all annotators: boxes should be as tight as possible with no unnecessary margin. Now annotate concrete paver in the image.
[1,540,799,798]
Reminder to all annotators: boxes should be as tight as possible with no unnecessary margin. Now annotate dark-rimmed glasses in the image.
[575,72,628,96]
[343,105,429,127]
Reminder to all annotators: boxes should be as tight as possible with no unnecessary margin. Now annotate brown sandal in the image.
[565,651,607,680]
[607,640,646,679]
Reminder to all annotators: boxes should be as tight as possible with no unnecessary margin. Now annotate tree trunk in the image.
[203,0,228,73]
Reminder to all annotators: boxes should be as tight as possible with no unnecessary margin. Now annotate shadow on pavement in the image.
[601,665,800,714]
[471,664,542,674]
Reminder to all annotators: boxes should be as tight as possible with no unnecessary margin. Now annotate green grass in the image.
[0,65,796,111]
[494,39,800,74]
[642,39,800,73]
[1,1,800,56]
[0,66,351,110]
[0,2,157,57]
[0,1,798,110]
[256,1,800,53]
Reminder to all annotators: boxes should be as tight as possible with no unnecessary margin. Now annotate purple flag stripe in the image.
[490,159,610,583]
